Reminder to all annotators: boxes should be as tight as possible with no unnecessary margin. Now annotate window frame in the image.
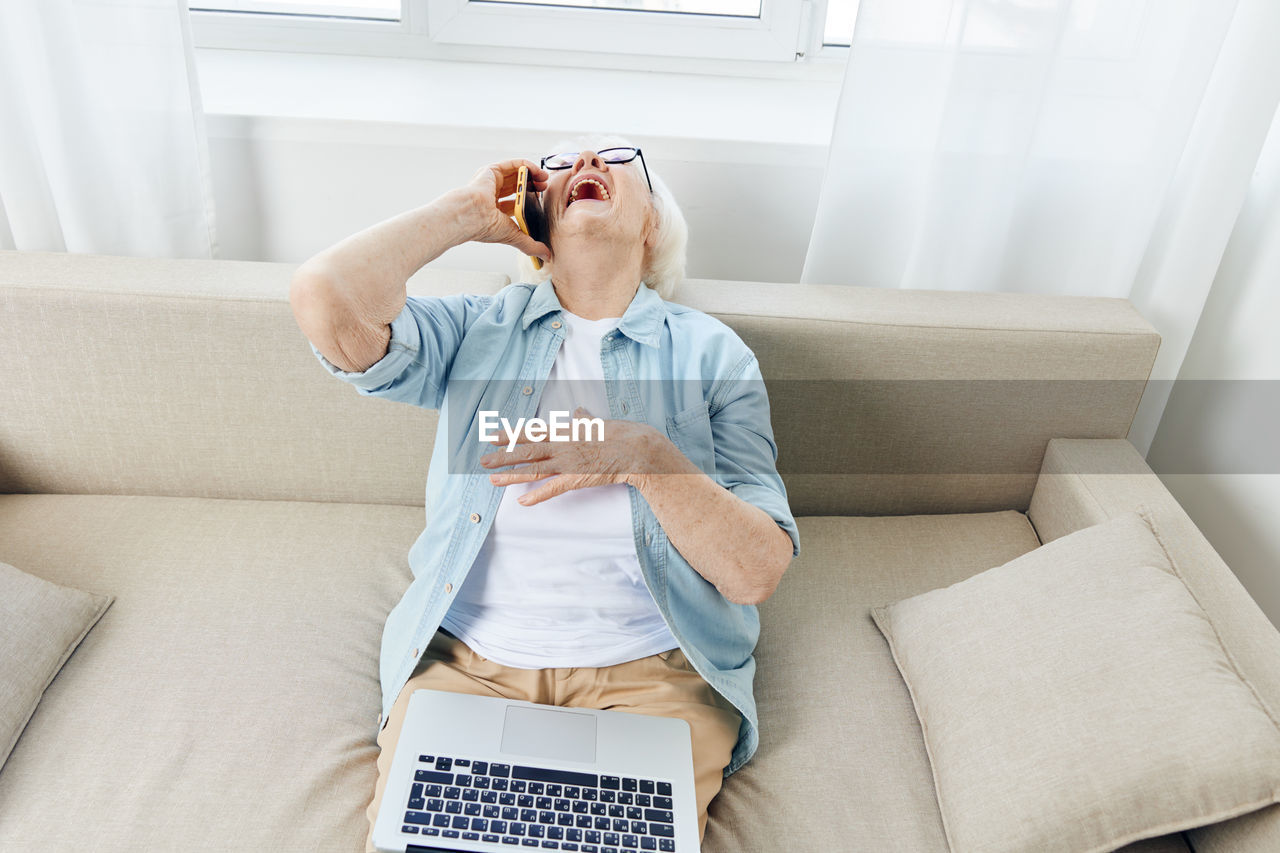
[188,0,850,66]
[419,0,801,62]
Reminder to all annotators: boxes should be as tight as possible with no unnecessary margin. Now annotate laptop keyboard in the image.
[399,753,678,852]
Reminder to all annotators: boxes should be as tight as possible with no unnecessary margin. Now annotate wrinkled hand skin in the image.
[461,159,552,263]
[479,409,673,506]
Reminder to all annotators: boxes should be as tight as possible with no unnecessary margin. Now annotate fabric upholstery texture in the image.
[0,494,422,852]
[0,496,1193,852]
[0,252,506,507]
[704,510,1190,853]
[0,252,1159,516]
[1029,439,1280,853]
[0,560,112,770]
[676,278,1159,516]
[872,508,1280,853]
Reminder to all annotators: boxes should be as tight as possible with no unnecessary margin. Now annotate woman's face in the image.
[542,149,653,253]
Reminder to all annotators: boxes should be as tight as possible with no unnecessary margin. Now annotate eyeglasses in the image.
[540,147,653,194]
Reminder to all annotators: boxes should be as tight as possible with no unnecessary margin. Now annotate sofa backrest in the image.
[0,252,1159,515]
[677,278,1159,515]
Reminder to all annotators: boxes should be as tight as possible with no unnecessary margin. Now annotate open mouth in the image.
[566,176,611,208]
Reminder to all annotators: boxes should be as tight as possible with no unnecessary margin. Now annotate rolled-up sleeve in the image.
[709,353,801,558]
[310,293,492,410]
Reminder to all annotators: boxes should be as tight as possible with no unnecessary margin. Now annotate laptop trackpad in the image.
[500,705,597,764]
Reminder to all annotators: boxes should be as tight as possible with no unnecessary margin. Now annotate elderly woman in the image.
[289,135,799,850]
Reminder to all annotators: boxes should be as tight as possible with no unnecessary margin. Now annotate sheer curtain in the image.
[803,0,1280,452]
[0,0,216,257]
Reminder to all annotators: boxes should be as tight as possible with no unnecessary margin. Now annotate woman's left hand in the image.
[479,407,678,506]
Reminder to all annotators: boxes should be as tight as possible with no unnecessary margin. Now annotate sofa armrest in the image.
[1028,438,1280,853]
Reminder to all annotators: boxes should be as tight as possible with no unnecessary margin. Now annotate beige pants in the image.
[366,629,743,852]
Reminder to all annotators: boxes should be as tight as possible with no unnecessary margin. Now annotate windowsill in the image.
[195,47,842,149]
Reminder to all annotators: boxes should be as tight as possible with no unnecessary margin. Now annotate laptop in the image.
[372,688,700,853]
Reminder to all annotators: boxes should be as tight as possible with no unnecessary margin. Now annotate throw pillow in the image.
[0,560,113,769]
[871,507,1280,853]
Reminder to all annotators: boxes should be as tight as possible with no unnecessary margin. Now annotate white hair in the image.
[515,133,688,301]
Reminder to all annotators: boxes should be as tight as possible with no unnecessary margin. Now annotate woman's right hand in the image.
[457,159,553,264]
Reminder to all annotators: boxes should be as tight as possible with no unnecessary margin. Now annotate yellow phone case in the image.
[513,165,543,271]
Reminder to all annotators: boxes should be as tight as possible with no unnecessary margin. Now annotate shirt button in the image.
[445,583,454,593]
[469,512,481,523]
[621,401,629,414]
[412,647,420,657]
[522,385,533,396]
[645,531,652,546]
[551,320,562,329]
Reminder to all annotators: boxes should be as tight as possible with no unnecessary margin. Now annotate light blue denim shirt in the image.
[311,278,799,776]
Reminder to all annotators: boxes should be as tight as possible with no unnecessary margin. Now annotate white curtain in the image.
[0,0,216,258]
[803,0,1280,452]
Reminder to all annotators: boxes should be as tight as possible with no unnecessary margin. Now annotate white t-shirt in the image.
[441,309,679,668]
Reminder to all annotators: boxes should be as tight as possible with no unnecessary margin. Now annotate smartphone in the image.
[514,165,549,270]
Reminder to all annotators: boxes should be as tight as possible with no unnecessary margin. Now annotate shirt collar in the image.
[520,278,563,330]
[520,279,667,349]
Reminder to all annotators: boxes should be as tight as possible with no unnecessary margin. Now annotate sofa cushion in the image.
[871,508,1280,853]
[0,494,423,852]
[0,497,1192,852]
[706,511,1192,853]
[0,560,112,770]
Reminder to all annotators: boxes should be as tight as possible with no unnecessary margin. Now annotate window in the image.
[193,0,400,18]
[189,0,857,63]
[420,0,802,61]
[480,0,761,15]
[822,0,858,46]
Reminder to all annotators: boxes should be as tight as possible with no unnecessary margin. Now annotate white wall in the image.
[206,117,827,285]
[1147,106,1280,626]
[199,49,838,285]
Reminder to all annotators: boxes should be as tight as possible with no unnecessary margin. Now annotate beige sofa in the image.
[2,250,1279,852]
